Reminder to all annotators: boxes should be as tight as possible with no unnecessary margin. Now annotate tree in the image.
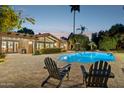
[0,5,19,53]
[17,11,35,29]
[108,24,124,49]
[109,24,124,36]
[17,27,35,35]
[70,5,80,34]
[76,25,87,34]
[0,5,19,32]
[0,5,35,32]
[68,34,89,51]
[88,41,97,50]
[99,36,117,51]
[91,32,98,46]
[92,23,124,51]
[0,5,35,53]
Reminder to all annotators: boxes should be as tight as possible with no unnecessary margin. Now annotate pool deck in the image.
[0,53,124,88]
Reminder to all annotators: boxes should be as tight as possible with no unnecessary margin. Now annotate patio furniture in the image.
[41,57,71,88]
[80,61,115,88]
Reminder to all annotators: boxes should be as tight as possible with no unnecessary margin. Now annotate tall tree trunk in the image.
[73,10,75,34]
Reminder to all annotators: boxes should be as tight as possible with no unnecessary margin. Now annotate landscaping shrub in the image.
[33,50,41,55]
[40,48,61,54]
[61,49,67,52]
[99,37,117,51]
[0,53,6,59]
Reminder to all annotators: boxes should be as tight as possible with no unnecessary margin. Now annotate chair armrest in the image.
[109,72,115,78]
[59,64,71,71]
[43,66,47,69]
[80,65,88,79]
[80,65,87,73]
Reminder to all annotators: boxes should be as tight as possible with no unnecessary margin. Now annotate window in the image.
[49,43,54,48]
[14,42,19,52]
[37,43,44,50]
[8,42,13,48]
[2,42,6,48]
[2,41,7,53]
[46,43,50,48]
[8,41,13,52]
[40,43,44,49]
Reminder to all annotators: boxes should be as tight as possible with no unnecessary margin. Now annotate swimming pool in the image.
[58,52,115,63]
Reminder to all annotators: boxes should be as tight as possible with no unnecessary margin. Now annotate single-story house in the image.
[0,32,65,54]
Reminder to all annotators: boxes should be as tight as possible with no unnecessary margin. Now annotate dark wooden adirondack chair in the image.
[41,57,71,88]
[80,61,115,88]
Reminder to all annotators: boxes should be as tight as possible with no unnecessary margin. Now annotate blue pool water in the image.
[58,52,115,63]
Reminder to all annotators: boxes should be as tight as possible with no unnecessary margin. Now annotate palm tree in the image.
[70,5,80,34]
[88,41,97,50]
[76,25,87,34]
[17,10,35,29]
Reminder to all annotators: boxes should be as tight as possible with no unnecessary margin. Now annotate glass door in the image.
[8,41,14,53]
[14,42,19,53]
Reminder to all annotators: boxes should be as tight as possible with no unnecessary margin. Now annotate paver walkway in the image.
[0,53,124,88]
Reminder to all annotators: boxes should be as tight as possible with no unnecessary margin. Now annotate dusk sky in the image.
[14,5,124,38]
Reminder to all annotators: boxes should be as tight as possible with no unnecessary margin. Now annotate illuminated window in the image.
[50,43,54,48]
[8,41,13,52]
[2,41,7,53]
[46,43,50,48]
[37,43,44,49]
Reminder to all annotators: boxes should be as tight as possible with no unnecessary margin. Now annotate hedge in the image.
[40,48,61,54]
[0,53,6,59]
[32,50,41,55]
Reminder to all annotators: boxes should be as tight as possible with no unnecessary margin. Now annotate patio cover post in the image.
[34,40,37,53]
[44,36,46,48]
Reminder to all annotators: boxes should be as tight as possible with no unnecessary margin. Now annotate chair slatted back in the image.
[86,61,111,87]
[44,57,61,80]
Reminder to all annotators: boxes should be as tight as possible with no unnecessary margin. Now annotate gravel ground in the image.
[0,53,124,88]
